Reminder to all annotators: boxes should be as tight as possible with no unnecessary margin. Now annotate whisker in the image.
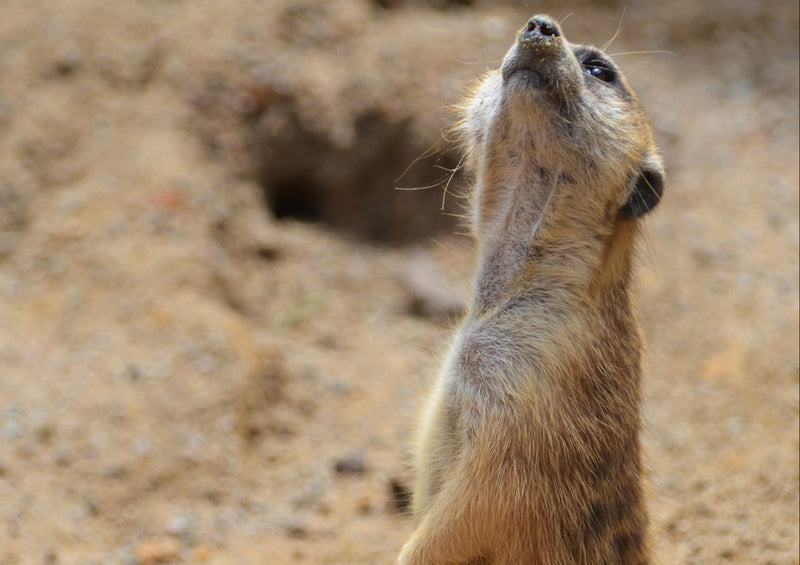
[394,140,442,185]
[441,155,465,210]
[395,173,452,192]
[453,57,506,67]
[429,238,464,258]
[610,50,677,57]
[642,174,662,200]
[434,164,460,173]
[602,6,627,51]
[638,219,662,274]
[441,211,470,220]
[440,129,456,145]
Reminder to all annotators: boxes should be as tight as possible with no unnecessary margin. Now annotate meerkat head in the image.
[459,15,664,237]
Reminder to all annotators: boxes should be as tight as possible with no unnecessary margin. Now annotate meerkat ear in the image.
[619,152,665,220]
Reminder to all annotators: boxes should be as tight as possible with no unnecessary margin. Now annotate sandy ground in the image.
[0,1,797,564]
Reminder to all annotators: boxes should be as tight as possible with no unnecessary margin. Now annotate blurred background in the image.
[0,1,797,563]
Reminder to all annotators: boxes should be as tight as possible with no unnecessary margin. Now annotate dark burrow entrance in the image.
[247,93,464,244]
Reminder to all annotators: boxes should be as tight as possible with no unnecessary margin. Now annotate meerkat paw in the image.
[396,544,412,565]
[397,533,434,565]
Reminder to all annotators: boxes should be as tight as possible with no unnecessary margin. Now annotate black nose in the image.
[520,15,561,41]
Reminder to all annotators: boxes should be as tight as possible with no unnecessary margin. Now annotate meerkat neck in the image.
[471,172,636,317]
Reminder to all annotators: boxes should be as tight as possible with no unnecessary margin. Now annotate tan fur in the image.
[399,15,664,565]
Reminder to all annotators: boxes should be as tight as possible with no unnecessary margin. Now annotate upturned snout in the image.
[501,14,581,105]
[518,15,562,44]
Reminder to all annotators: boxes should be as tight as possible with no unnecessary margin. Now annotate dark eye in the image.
[584,59,615,82]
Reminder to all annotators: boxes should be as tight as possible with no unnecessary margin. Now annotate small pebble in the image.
[122,364,142,382]
[133,538,181,564]
[286,522,307,539]
[105,465,129,480]
[191,545,211,562]
[85,497,99,517]
[164,512,194,543]
[53,448,71,467]
[333,453,366,475]
[2,417,20,440]
[42,548,58,564]
[357,498,372,515]
[133,438,152,455]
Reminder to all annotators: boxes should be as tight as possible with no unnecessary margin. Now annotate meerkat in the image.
[398,14,664,565]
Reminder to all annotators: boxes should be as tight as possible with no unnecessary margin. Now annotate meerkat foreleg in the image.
[399,409,519,565]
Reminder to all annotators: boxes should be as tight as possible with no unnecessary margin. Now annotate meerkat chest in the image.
[444,317,545,402]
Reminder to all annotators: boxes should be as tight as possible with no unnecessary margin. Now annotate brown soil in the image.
[0,1,797,564]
